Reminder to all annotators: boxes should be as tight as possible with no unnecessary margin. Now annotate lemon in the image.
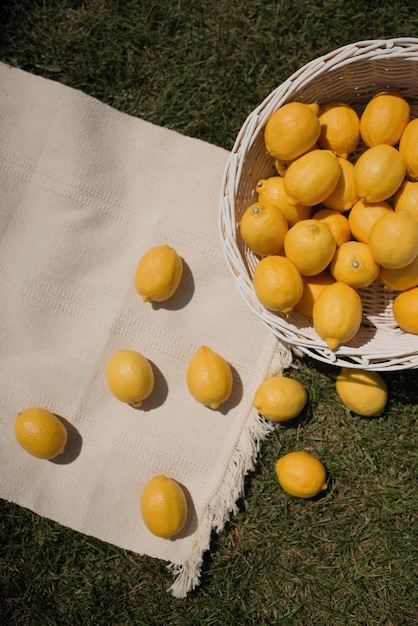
[294,271,335,318]
[253,376,308,422]
[239,201,288,256]
[322,157,359,212]
[368,210,418,269]
[312,281,362,350]
[353,144,406,203]
[134,244,183,302]
[360,91,410,147]
[253,255,303,313]
[318,100,360,158]
[14,407,67,459]
[140,475,188,539]
[275,451,327,499]
[313,208,351,248]
[284,219,336,277]
[399,118,418,179]
[284,149,341,207]
[186,346,233,409]
[335,368,388,416]
[274,143,319,177]
[255,176,312,226]
[106,349,154,407]
[393,287,418,334]
[348,199,394,244]
[330,241,380,289]
[264,102,321,161]
[393,180,418,222]
[380,254,418,291]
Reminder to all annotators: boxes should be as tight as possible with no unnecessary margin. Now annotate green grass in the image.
[1,1,418,624]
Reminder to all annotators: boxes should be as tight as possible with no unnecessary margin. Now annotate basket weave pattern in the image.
[219,38,418,371]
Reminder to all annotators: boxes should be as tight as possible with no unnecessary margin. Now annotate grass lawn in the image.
[1,1,418,624]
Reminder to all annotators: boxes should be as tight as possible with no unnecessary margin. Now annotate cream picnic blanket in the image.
[0,62,291,597]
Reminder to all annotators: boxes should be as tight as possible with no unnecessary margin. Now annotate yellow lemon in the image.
[255,176,312,226]
[353,144,406,203]
[14,407,67,460]
[393,180,418,222]
[284,149,341,207]
[294,271,335,318]
[318,100,360,158]
[274,143,319,177]
[239,201,288,256]
[380,254,418,291]
[399,118,418,179]
[186,346,233,409]
[135,244,183,302]
[253,376,308,422]
[253,255,303,313]
[140,475,188,539]
[313,281,362,350]
[368,210,418,269]
[322,158,359,212]
[335,368,388,416]
[360,91,410,147]
[392,287,418,334]
[106,349,154,407]
[330,241,380,289]
[348,199,394,244]
[264,101,320,161]
[275,451,327,499]
[284,219,336,276]
[313,208,351,247]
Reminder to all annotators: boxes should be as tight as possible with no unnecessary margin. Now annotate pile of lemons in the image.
[241,92,418,350]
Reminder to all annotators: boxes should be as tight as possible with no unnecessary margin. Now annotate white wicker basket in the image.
[219,38,418,371]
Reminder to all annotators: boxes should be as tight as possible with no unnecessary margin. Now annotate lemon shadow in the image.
[151,259,195,311]
[131,360,169,411]
[216,365,244,415]
[169,482,198,540]
[49,415,82,465]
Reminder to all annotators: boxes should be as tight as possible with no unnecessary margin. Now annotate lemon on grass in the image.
[284,219,336,277]
[313,281,362,350]
[264,101,321,161]
[399,118,418,179]
[275,451,327,499]
[368,210,418,269]
[380,254,418,291]
[14,407,67,460]
[330,241,380,289]
[294,270,335,318]
[353,144,406,203]
[393,180,418,222]
[284,149,341,207]
[318,100,360,158]
[393,287,418,334]
[186,346,233,409]
[313,208,351,248]
[335,368,388,417]
[253,376,308,422]
[135,244,183,302]
[360,91,410,147]
[253,255,303,313]
[239,201,288,256]
[255,176,312,226]
[322,157,359,213]
[106,349,154,407]
[140,475,188,539]
[348,199,394,244]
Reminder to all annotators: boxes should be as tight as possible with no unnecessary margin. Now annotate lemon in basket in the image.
[312,281,362,350]
[264,101,321,161]
[330,241,380,290]
[239,201,288,256]
[253,376,308,422]
[321,157,359,213]
[348,199,394,244]
[399,118,418,179]
[394,180,418,222]
[106,349,154,407]
[186,346,233,409]
[317,100,360,158]
[140,475,188,539]
[255,176,312,226]
[135,244,183,302]
[368,210,418,269]
[294,271,335,318]
[393,287,418,334]
[312,208,351,248]
[360,91,410,147]
[14,407,67,459]
[336,368,388,417]
[253,255,303,313]
[380,255,418,291]
[284,219,336,277]
[353,144,406,203]
[275,451,327,499]
[283,149,341,207]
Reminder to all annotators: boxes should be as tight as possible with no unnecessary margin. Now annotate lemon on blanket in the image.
[336,368,388,416]
[186,346,233,409]
[140,475,188,539]
[106,349,154,407]
[275,451,327,499]
[135,244,183,302]
[14,407,67,459]
[253,376,308,422]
